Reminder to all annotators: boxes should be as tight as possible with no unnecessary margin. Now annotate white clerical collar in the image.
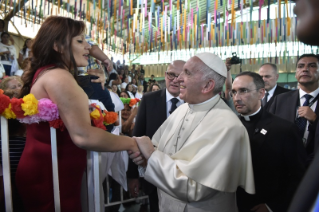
[267,84,277,96]
[188,94,218,109]
[166,89,182,103]
[240,107,261,121]
[299,87,319,100]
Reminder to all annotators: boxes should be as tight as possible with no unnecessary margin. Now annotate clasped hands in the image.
[129,136,155,167]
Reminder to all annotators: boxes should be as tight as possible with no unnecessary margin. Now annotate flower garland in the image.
[0,89,118,131]
[120,98,140,107]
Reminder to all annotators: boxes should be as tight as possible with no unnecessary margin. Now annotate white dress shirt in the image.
[166,89,183,118]
[299,87,319,144]
[262,84,277,102]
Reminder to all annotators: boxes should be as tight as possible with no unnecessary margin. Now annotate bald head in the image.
[167,60,186,72]
[165,60,186,97]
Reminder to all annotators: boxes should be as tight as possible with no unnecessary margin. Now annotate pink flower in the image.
[37,98,59,122]
[18,115,41,124]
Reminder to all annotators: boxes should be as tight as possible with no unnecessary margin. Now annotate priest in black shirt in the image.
[231,72,307,212]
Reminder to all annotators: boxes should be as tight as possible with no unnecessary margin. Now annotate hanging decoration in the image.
[0,0,310,63]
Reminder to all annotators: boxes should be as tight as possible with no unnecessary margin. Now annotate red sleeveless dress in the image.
[15,65,87,212]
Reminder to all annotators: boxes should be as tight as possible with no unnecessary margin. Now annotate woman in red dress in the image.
[15,16,139,211]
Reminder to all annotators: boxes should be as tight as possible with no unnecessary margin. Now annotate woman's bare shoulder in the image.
[32,68,81,99]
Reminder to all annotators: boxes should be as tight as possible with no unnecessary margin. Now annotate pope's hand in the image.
[133,136,155,160]
[128,150,145,166]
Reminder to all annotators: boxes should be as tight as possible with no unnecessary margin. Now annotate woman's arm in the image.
[18,53,23,67]
[32,68,138,153]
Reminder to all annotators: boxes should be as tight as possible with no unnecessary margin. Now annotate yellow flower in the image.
[90,108,101,119]
[22,94,39,116]
[3,104,16,119]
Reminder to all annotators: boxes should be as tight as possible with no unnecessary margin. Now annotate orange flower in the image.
[90,104,106,130]
[104,111,118,124]
[129,99,137,107]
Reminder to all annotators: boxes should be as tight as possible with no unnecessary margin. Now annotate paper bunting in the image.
[0,0,312,63]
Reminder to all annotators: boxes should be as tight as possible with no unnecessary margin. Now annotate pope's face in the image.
[177,57,207,104]
[293,0,319,45]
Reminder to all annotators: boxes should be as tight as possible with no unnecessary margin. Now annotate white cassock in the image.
[144,95,255,212]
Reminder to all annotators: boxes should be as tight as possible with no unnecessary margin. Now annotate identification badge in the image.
[260,129,267,135]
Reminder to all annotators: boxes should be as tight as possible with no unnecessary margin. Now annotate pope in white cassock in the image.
[131,52,255,212]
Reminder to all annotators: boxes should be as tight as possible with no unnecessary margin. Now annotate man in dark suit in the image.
[287,1,319,211]
[232,72,307,212]
[258,63,289,111]
[269,54,319,163]
[127,60,185,212]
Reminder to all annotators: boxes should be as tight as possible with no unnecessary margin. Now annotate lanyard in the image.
[308,93,319,108]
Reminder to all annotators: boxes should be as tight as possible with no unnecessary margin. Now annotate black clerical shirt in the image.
[240,108,263,139]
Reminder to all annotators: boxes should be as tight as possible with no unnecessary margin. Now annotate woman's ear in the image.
[53,42,63,53]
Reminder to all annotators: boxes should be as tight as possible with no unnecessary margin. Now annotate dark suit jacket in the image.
[263,85,290,111]
[269,90,319,161]
[288,147,319,212]
[237,109,307,212]
[127,89,168,194]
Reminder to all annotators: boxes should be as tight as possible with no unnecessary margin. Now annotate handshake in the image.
[129,136,155,167]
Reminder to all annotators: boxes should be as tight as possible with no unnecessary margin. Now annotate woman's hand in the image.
[103,58,113,73]
[131,107,138,117]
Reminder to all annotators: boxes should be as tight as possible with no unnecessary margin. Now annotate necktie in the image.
[262,92,269,107]
[169,98,179,114]
[295,94,313,137]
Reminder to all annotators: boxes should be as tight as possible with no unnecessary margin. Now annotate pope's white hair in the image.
[198,62,226,95]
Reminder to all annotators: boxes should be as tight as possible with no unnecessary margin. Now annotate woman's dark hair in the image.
[1,31,10,39]
[125,83,133,92]
[120,91,130,98]
[20,16,86,97]
[109,73,118,81]
[150,83,161,91]
[111,84,120,96]
[22,38,32,55]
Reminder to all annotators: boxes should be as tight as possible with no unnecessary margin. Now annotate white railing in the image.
[0,116,148,212]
